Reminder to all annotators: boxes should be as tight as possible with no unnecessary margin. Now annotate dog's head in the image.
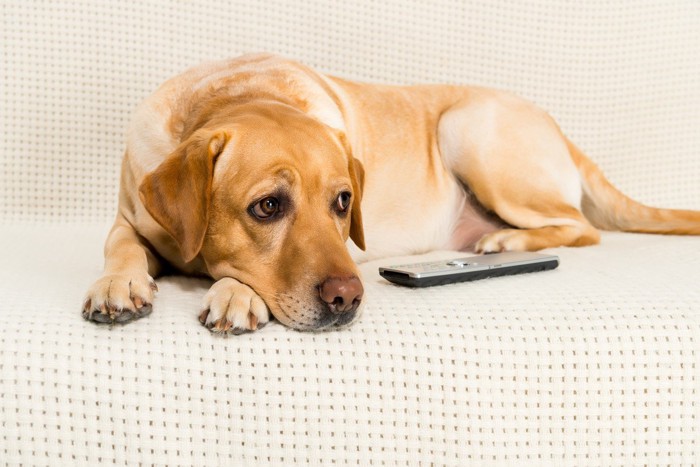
[139,101,365,330]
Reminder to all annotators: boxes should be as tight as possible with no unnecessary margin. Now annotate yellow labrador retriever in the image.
[83,53,700,333]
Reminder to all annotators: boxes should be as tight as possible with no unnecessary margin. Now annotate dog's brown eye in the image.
[252,197,279,219]
[337,191,352,212]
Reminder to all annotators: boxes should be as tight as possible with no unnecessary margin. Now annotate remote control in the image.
[379,251,559,287]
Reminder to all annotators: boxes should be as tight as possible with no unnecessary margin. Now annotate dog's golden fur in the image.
[83,53,700,333]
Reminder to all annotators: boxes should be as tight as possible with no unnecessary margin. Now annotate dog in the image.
[82,53,700,333]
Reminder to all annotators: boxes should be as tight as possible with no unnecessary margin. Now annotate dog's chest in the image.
[350,180,504,262]
[446,190,505,251]
[348,175,452,259]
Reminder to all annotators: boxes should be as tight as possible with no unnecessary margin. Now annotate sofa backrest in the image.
[2,0,698,223]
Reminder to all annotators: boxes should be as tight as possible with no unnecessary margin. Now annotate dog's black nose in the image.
[319,276,363,314]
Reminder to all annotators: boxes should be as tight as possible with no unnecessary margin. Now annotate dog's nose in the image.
[319,276,363,314]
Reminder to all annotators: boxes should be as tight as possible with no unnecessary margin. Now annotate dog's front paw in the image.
[82,273,158,324]
[198,277,270,335]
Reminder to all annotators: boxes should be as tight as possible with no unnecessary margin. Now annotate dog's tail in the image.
[566,138,700,235]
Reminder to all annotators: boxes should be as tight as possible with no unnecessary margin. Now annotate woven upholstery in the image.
[2,226,699,464]
[1,0,699,464]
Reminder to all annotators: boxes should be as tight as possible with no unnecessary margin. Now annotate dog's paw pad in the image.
[82,274,156,324]
[199,277,269,335]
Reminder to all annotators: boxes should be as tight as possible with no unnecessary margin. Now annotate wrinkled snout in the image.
[263,271,364,331]
[319,276,363,314]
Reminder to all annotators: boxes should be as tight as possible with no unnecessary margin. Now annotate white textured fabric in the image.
[1,0,699,223]
[1,225,699,464]
[2,0,700,465]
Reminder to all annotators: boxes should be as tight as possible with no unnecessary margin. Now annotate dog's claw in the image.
[84,302,152,324]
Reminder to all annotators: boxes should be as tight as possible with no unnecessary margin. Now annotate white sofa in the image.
[2,1,699,464]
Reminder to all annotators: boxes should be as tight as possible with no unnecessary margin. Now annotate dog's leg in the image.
[474,221,600,253]
[82,214,161,323]
[438,91,600,252]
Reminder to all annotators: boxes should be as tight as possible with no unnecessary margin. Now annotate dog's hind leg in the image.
[438,90,600,252]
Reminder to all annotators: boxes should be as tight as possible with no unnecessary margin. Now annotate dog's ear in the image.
[139,129,231,263]
[348,156,366,250]
[334,130,366,250]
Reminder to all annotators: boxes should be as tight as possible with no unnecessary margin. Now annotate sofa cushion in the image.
[2,1,699,224]
[1,223,698,464]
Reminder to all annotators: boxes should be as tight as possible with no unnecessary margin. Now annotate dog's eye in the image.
[337,191,352,213]
[251,197,279,219]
